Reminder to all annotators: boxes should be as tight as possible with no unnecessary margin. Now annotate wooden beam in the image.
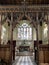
[47,13,49,44]
[10,13,13,42]
[0,5,49,12]
[29,20,37,29]
[36,12,39,41]
[35,12,39,64]
[10,12,13,63]
[12,14,24,29]
[39,12,45,22]
[0,13,2,44]
[25,13,38,29]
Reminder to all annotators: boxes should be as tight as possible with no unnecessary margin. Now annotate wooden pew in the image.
[38,44,49,63]
[0,44,11,65]
[34,41,49,65]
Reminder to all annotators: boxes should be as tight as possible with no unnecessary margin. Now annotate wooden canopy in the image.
[0,0,49,5]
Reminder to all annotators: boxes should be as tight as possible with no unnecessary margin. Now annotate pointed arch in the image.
[13,13,37,29]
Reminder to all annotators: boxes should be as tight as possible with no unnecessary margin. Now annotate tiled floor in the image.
[13,56,37,65]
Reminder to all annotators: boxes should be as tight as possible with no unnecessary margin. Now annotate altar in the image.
[19,46,30,52]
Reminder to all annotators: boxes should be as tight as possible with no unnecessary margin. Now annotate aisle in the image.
[13,56,37,65]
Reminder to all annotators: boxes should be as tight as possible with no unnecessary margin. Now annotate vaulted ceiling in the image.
[0,0,49,5]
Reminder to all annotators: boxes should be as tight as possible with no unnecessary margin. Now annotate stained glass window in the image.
[18,23,32,40]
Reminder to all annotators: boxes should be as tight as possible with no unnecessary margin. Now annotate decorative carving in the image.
[0,5,48,29]
[0,5,49,12]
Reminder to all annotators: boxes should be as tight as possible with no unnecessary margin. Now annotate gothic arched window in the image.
[18,23,32,40]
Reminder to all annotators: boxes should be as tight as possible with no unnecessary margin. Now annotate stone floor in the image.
[16,51,34,56]
[12,56,49,65]
[13,51,49,65]
[13,56,37,65]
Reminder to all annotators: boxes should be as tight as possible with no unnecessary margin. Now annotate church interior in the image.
[0,0,49,65]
